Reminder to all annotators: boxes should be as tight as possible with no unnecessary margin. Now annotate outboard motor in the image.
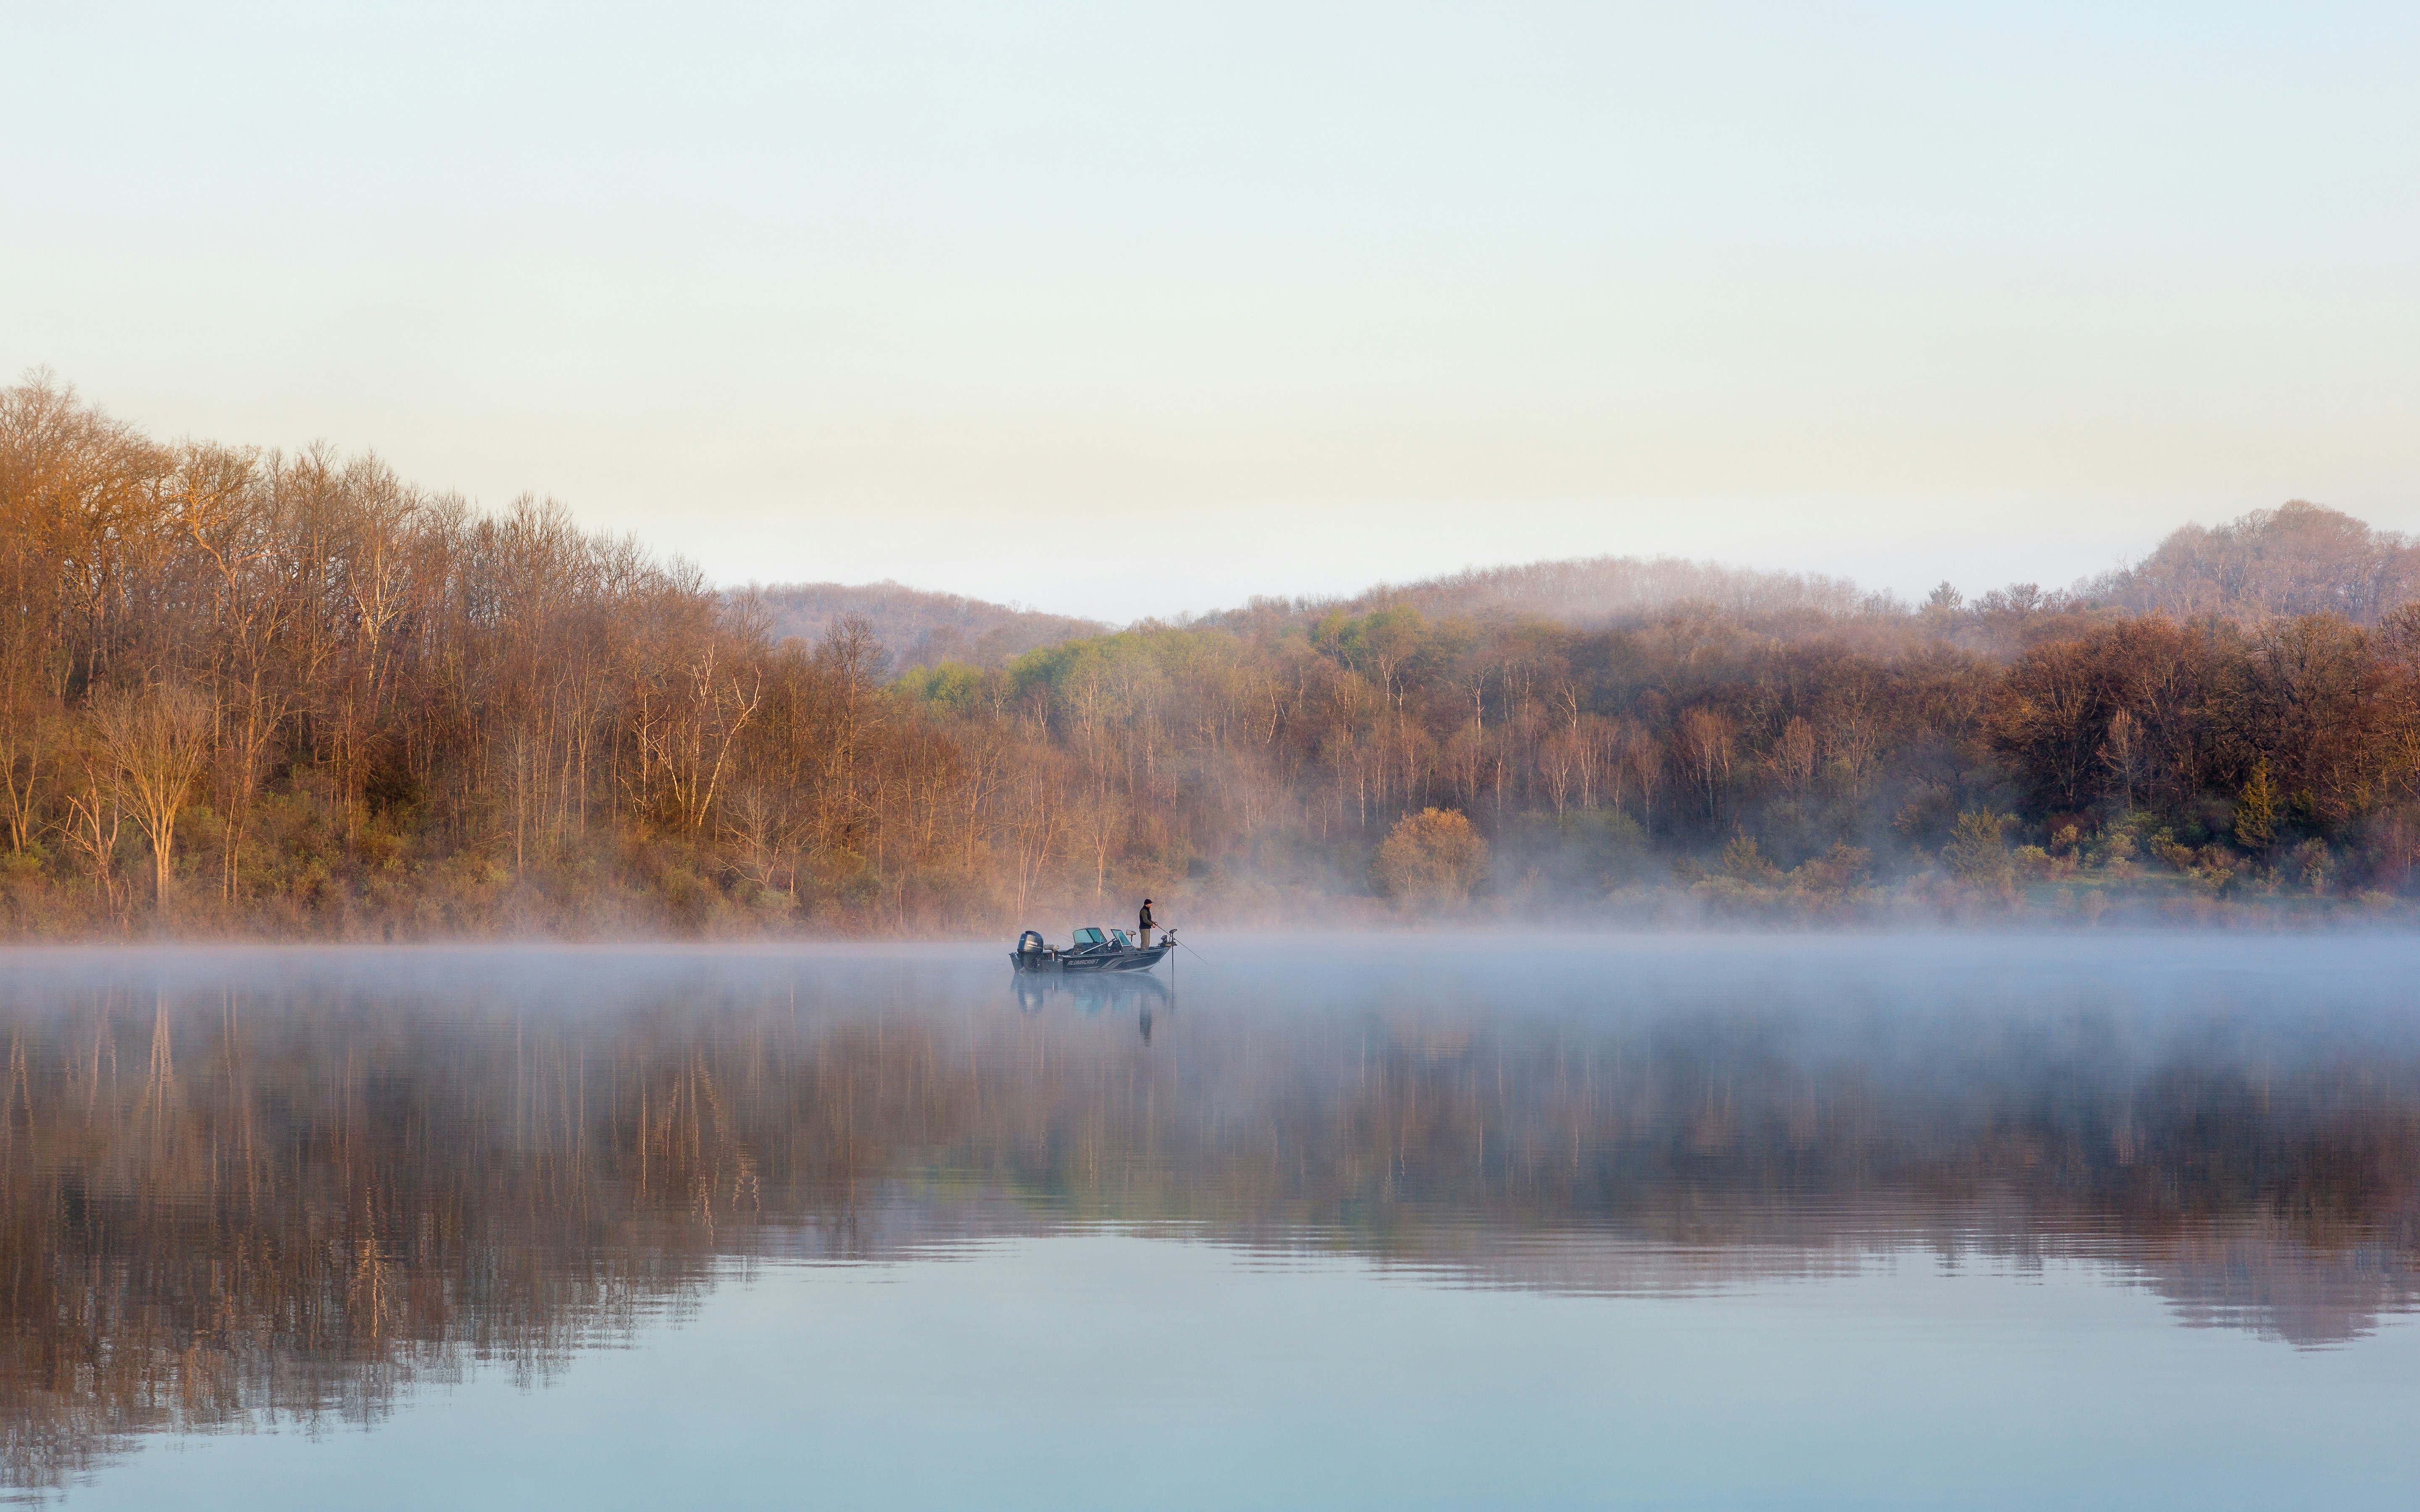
[1012,929,1052,971]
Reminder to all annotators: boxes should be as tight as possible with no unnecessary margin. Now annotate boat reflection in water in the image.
[0,937,2417,1500]
[1013,964,1172,1042]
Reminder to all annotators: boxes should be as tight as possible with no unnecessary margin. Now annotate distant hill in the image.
[2079,501,2420,625]
[741,581,1107,671]
[739,559,1877,677]
[744,501,2417,680]
[1332,555,1881,627]
[1181,555,1890,644]
[1334,501,2420,639]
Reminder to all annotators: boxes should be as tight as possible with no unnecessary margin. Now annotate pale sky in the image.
[5,3,2416,622]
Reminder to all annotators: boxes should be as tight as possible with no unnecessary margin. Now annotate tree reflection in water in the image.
[1,940,2416,1494]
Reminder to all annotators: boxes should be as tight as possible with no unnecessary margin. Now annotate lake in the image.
[2,934,2416,1509]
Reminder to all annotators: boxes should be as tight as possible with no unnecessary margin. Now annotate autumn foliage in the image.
[10,373,2420,935]
[1372,808,1489,906]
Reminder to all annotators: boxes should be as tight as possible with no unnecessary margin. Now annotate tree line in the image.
[6,374,2420,935]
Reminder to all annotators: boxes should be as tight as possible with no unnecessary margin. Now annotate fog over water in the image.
[3,935,2417,1507]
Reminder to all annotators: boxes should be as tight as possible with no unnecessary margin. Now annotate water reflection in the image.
[0,937,2416,1496]
[1012,967,1170,1045]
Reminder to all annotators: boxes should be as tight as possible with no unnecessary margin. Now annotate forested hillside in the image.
[1305,556,1879,629]
[746,580,1105,670]
[2083,501,2420,624]
[5,373,2420,937]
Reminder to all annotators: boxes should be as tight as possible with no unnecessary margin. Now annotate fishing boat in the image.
[1009,926,1174,974]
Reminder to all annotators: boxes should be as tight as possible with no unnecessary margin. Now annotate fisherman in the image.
[1137,898,1156,948]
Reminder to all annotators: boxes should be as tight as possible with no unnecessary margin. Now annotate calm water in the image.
[3,934,2417,1509]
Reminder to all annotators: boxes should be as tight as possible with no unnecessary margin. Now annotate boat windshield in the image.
[1073,927,1106,947]
[1111,929,1132,948]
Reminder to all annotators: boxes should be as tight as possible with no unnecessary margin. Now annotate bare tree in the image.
[1541,730,1578,817]
[1075,790,1129,903]
[60,739,125,917]
[88,685,215,915]
[1626,730,1664,834]
[1678,708,1733,820]
[2098,707,2142,814]
[1824,708,1880,801]
[0,706,56,854]
[1773,717,1818,798]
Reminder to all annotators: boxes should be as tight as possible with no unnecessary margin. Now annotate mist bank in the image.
[3,936,2416,1493]
[8,376,2420,939]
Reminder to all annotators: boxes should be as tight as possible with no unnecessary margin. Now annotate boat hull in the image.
[1008,943,1171,974]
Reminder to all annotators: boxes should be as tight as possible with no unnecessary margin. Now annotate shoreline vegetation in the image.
[9,374,2420,940]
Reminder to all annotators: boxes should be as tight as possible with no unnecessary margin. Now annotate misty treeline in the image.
[8,373,2420,936]
[752,580,1106,672]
